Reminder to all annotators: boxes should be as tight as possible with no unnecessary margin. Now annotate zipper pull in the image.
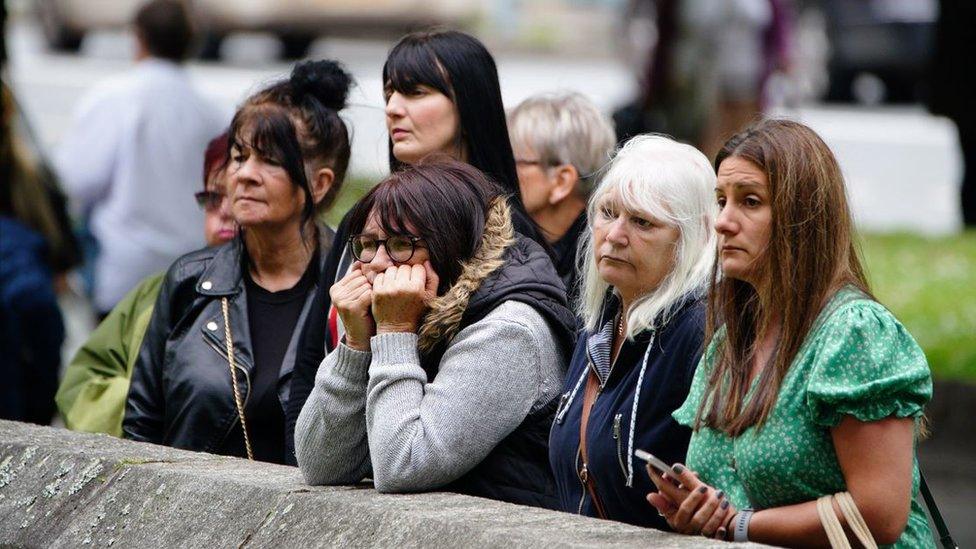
[579,464,588,483]
[612,414,622,440]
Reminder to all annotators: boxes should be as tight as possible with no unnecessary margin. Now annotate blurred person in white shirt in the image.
[56,0,226,316]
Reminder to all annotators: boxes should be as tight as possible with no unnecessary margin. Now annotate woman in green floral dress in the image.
[644,119,935,547]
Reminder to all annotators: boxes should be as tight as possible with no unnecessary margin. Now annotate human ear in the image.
[310,167,335,205]
[548,164,580,205]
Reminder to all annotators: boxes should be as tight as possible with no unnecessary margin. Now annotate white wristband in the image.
[733,508,755,542]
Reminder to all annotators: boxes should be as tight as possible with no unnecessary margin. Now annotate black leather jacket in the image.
[123,229,332,462]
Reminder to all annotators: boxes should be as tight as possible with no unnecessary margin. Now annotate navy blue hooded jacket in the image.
[0,217,65,424]
[548,293,704,529]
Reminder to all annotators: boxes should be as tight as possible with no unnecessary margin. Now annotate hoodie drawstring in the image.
[556,365,590,424]
[625,333,655,487]
[557,329,657,489]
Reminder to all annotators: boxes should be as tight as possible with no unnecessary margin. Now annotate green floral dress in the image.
[673,287,934,548]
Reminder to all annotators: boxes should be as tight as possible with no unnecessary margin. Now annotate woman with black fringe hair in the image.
[287,29,552,436]
[295,159,575,508]
[124,60,352,465]
[381,29,536,233]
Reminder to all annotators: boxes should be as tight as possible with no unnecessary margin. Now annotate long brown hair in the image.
[696,119,872,436]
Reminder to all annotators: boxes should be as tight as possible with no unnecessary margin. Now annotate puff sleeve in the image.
[805,301,932,427]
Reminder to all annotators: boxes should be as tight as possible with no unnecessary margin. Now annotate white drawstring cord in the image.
[556,365,590,424]
[625,332,655,487]
[558,326,656,488]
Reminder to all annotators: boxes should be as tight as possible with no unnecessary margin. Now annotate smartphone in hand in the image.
[634,449,677,475]
[634,449,688,491]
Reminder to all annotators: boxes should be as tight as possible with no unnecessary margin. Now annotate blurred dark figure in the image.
[1,83,66,425]
[614,0,792,158]
[0,219,65,424]
[0,216,65,425]
[1,2,7,67]
[701,0,792,159]
[927,1,976,227]
[614,0,711,148]
[823,0,936,105]
[55,0,225,316]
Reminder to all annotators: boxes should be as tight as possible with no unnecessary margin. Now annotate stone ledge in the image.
[0,421,767,548]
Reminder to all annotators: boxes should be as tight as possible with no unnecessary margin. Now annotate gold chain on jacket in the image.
[221,297,254,460]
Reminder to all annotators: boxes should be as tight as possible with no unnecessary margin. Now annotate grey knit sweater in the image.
[294,300,565,492]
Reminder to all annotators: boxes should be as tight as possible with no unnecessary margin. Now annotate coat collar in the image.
[417,198,515,351]
[195,224,335,297]
[195,237,244,297]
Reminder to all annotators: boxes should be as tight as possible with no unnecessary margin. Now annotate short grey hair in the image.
[578,135,717,336]
[508,92,616,195]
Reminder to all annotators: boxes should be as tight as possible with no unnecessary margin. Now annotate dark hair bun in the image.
[290,60,352,111]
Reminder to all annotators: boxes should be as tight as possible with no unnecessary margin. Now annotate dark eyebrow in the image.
[715,180,766,192]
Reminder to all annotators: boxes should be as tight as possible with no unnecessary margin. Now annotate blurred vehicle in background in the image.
[822,0,936,104]
[36,0,476,59]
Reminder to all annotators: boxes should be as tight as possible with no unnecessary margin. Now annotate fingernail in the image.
[721,500,730,509]
[673,464,685,474]
[716,527,726,540]
[716,490,725,499]
[698,486,708,494]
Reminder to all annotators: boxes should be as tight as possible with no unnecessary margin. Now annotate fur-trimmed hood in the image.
[417,198,577,376]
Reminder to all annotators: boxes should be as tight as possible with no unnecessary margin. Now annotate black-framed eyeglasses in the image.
[194,190,225,212]
[349,234,425,263]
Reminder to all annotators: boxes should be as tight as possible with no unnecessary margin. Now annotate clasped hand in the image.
[329,261,439,351]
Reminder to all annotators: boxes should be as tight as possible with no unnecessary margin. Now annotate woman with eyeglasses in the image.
[295,159,575,509]
[56,132,236,437]
[286,30,554,437]
[507,92,618,304]
[123,60,352,464]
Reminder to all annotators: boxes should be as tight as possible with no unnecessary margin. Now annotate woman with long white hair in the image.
[548,135,717,528]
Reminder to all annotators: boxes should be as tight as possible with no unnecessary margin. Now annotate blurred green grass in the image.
[860,231,976,382]
[324,179,976,381]
[322,176,377,228]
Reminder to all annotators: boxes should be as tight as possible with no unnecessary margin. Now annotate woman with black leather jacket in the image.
[123,60,353,464]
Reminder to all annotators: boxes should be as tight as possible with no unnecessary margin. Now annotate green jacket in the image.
[56,272,164,436]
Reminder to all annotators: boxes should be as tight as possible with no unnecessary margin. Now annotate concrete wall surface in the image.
[0,421,768,548]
